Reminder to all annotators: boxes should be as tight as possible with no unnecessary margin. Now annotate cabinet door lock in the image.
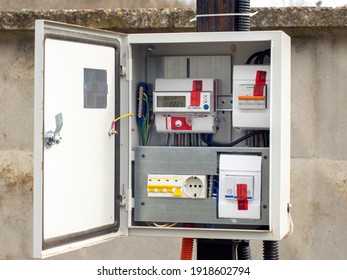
[44,113,63,149]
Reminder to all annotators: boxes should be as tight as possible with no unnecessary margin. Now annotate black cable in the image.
[200,130,269,147]
[263,241,279,260]
[246,49,271,64]
[262,133,266,147]
[260,49,271,64]
[246,50,265,64]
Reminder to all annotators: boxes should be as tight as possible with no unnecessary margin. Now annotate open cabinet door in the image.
[34,20,124,258]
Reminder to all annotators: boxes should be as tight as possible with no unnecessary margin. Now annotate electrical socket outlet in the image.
[183,176,207,199]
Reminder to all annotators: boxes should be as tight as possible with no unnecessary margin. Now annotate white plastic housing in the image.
[233,65,271,129]
[219,154,262,219]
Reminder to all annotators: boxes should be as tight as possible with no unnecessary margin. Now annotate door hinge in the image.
[119,194,126,207]
[120,65,126,77]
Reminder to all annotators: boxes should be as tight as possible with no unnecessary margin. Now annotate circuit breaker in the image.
[233,65,271,129]
[34,20,291,258]
[218,154,262,219]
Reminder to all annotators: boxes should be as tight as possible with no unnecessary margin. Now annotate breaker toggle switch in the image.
[253,70,267,97]
[237,184,249,210]
[190,80,202,107]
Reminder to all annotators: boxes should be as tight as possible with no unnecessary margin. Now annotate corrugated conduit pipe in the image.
[180,224,194,260]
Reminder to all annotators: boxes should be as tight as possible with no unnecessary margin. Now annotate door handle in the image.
[44,113,63,149]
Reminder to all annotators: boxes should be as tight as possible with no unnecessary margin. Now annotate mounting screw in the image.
[141,154,146,158]
[287,203,292,213]
[264,155,268,160]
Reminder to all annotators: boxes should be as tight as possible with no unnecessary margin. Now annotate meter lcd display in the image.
[157,96,186,108]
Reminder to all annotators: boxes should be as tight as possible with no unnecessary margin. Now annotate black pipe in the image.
[263,241,279,260]
[237,240,252,260]
[236,0,251,31]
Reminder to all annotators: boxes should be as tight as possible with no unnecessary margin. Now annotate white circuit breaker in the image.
[233,65,271,129]
[153,78,216,133]
[219,154,262,219]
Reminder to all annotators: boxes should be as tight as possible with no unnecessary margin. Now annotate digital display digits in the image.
[157,96,186,108]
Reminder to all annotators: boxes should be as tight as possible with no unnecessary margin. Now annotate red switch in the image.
[253,70,267,97]
[256,70,267,84]
[237,184,248,210]
[190,80,202,106]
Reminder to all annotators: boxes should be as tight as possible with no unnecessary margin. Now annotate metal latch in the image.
[44,113,63,149]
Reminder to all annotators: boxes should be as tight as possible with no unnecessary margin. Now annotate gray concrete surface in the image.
[0,8,346,260]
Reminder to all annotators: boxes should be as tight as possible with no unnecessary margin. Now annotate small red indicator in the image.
[237,184,248,211]
[190,80,202,106]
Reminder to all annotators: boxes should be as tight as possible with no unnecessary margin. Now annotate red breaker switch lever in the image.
[253,70,267,97]
[237,184,248,210]
[190,80,202,106]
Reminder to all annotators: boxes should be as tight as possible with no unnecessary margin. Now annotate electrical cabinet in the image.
[34,20,291,258]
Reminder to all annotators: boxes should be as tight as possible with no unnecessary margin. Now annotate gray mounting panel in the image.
[134,146,269,228]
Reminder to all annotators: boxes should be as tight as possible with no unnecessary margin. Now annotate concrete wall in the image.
[0,8,346,260]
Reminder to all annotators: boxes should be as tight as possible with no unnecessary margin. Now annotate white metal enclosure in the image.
[34,20,291,258]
